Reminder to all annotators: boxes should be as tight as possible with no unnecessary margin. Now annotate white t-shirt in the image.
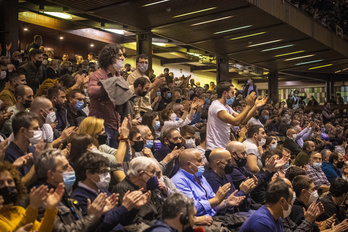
[243,138,262,171]
[206,100,234,150]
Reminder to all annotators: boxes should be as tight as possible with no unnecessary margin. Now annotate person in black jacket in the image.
[241,78,258,98]
[307,96,319,106]
[283,129,302,158]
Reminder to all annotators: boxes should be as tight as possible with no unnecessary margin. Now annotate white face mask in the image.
[292,134,297,140]
[45,111,56,124]
[18,58,23,63]
[282,199,292,218]
[138,63,148,73]
[270,141,277,150]
[259,138,266,146]
[170,113,177,121]
[42,60,48,65]
[68,67,72,72]
[113,59,123,71]
[95,172,111,189]
[185,138,196,148]
[308,190,319,205]
[343,176,348,181]
[0,71,6,80]
[29,130,43,144]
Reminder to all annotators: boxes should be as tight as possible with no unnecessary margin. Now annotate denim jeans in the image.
[105,126,118,149]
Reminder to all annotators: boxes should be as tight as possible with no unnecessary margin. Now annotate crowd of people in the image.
[0,34,347,232]
[288,0,348,40]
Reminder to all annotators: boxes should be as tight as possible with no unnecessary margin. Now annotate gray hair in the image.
[35,149,65,181]
[127,156,158,176]
[162,193,195,220]
[172,103,182,112]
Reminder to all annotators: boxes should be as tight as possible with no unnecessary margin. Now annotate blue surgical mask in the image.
[205,98,211,104]
[313,162,322,169]
[167,93,171,98]
[226,96,235,105]
[75,101,84,111]
[145,140,154,149]
[265,115,269,120]
[153,121,161,131]
[190,162,205,177]
[282,162,290,170]
[63,171,76,190]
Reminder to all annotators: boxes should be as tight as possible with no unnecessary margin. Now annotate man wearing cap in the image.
[11,51,22,69]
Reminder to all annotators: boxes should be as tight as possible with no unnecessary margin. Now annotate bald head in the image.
[30,97,52,113]
[137,125,153,140]
[179,148,205,174]
[209,148,231,163]
[226,141,245,154]
[286,129,296,138]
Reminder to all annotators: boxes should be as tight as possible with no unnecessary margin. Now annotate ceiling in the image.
[18,0,348,82]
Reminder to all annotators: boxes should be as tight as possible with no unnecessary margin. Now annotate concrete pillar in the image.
[216,55,229,83]
[268,71,279,103]
[0,0,19,53]
[326,80,334,101]
[136,30,152,71]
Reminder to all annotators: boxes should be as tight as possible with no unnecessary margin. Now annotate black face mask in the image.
[337,161,344,169]
[34,60,42,68]
[22,100,32,109]
[176,99,182,103]
[234,154,247,167]
[222,162,234,174]
[132,141,144,152]
[0,186,18,205]
[97,133,108,145]
[168,141,182,150]
[139,91,148,97]
[178,110,184,117]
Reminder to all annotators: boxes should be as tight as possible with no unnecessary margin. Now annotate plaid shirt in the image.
[305,164,330,187]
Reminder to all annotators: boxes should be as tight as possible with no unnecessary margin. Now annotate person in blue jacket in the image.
[321,152,343,182]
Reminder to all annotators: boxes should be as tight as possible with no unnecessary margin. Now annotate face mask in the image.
[234,154,247,167]
[270,141,277,150]
[0,71,6,80]
[308,190,319,205]
[28,130,43,145]
[292,134,297,140]
[42,60,48,65]
[176,99,182,103]
[313,162,322,169]
[63,171,76,190]
[45,111,56,124]
[95,172,111,189]
[68,67,72,72]
[18,58,22,63]
[0,186,18,205]
[185,138,196,148]
[222,162,234,174]
[168,141,182,150]
[97,133,108,145]
[205,98,211,104]
[283,162,290,170]
[139,63,148,73]
[167,93,171,98]
[146,176,159,191]
[282,200,292,218]
[264,115,269,120]
[34,60,42,68]
[145,140,154,149]
[153,121,161,131]
[22,100,32,109]
[139,90,148,97]
[337,161,344,169]
[226,96,235,105]
[287,121,291,125]
[190,162,205,177]
[113,59,123,71]
[343,176,348,181]
[259,138,266,146]
[237,110,241,114]
[132,141,144,152]
[189,90,194,95]
[170,113,177,121]
[75,101,84,111]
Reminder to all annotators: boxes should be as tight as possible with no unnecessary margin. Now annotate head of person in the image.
[142,111,159,136]
[75,55,83,64]
[136,54,149,73]
[133,77,150,97]
[172,103,184,118]
[247,78,253,85]
[69,134,94,166]
[181,125,196,148]
[0,161,28,205]
[246,125,266,146]
[49,59,59,70]
[78,117,107,146]
[9,70,27,89]
[14,85,33,109]
[75,151,110,190]
[67,89,85,112]
[209,148,234,175]
[33,35,43,46]
[42,54,49,66]
[161,108,174,122]
[129,126,145,152]
[137,125,154,149]
[216,81,234,104]
[98,44,124,73]
[12,51,22,63]
[62,53,69,61]
[260,108,270,119]
[161,87,171,99]
[309,151,323,170]
[285,166,306,182]
[226,141,247,168]
[47,86,66,109]
[179,148,205,176]
[163,67,169,75]
[261,151,280,167]
[163,128,183,151]
[57,74,75,90]
[12,111,41,144]
[341,165,348,181]
[303,141,316,154]
[28,49,43,68]
[127,156,158,190]
[29,97,55,127]
[292,175,317,205]
[329,178,348,205]
[35,149,75,189]
[263,136,277,151]
[87,52,95,61]
[286,129,297,140]
[324,102,331,110]
[204,84,209,91]
[329,152,344,168]
[265,179,293,218]
[162,193,196,230]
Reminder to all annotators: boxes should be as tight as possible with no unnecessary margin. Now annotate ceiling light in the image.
[23,27,28,31]
[152,42,166,46]
[104,29,124,35]
[261,44,294,52]
[44,12,72,19]
[90,43,94,47]
[295,59,323,65]
[230,32,266,40]
[143,0,170,7]
[59,36,64,40]
[248,39,282,47]
[214,25,252,35]
[174,7,216,18]
[191,16,233,26]
[274,50,304,57]
[284,54,315,61]
[308,64,332,70]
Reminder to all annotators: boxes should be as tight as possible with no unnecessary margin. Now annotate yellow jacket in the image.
[35,78,74,97]
[0,205,57,232]
[0,83,16,106]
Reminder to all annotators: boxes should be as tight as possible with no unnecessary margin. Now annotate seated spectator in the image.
[180,125,196,149]
[196,125,208,165]
[141,111,160,139]
[293,140,316,167]
[283,129,302,158]
[321,149,332,162]
[136,125,155,151]
[0,71,27,106]
[66,89,87,127]
[305,151,331,193]
[322,152,344,182]
[285,166,306,183]
[0,161,64,231]
[342,165,348,181]
[45,59,60,79]
[262,136,277,153]
[47,86,68,135]
[143,193,196,232]
[156,87,171,111]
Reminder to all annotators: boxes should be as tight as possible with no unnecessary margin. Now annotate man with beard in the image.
[47,86,68,137]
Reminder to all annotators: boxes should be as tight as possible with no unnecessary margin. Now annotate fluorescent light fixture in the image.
[295,59,323,65]
[274,50,304,57]
[174,7,216,18]
[23,27,28,31]
[248,39,282,47]
[191,16,233,26]
[104,29,124,35]
[44,12,72,19]
[284,54,315,61]
[261,44,294,52]
[230,32,266,40]
[142,0,170,7]
[152,42,166,46]
[308,64,332,70]
[214,25,252,34]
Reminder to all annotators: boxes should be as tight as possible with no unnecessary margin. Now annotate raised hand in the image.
[320,214,336,231]
[158,179,168,196]
[332,219,348,232]
[35,139,45,156]
[255,95,268,108]
[134,190,151,209]
[13,153,33,168]
[274,153,290,169]
[46,183,64,209]
[15,223,34,232]
[239,178,255,194]
[87,193,107,218]
[119,117,130,138]
[103,193,119,213]
[245,94,256,107]
[227,190,245,207]
[0,138,9,161]
[215,183,231,203]
[29,185,49,209]
[60,126,77,142]
[122,190,143,210]
[6,42,12,51]
[264,156,277,173]
[142,147,153,158]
